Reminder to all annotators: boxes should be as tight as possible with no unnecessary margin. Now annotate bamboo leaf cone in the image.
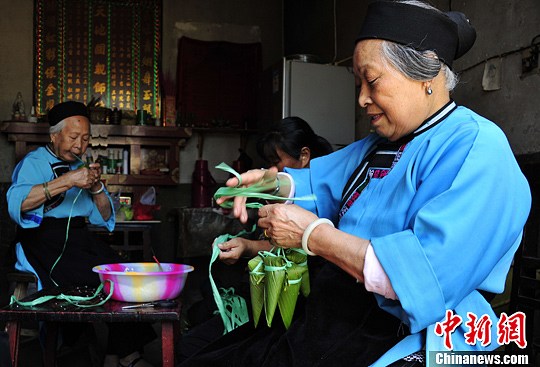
[248,255,265,328]
[262,254,286,327]
[285,249,310,298]
[278,263,306,329]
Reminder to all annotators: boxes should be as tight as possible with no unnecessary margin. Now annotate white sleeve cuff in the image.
[363,243,398,300]
[277,172,295,205]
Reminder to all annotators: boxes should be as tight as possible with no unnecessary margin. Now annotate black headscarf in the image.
[355,0,476,67]
[47,101,89,126]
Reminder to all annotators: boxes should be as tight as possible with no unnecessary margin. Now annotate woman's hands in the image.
[217,237,273,265]
[216,167,279,223]
[22,163,105,212]
[257,204,318,250]
[68,163,102,190]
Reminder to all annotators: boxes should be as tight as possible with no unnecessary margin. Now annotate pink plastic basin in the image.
[92,262,194,302]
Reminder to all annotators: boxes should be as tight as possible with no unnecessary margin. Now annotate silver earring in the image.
[427,87,433,95]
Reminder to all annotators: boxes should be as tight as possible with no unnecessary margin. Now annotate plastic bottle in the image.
[116,150,123,174]
[108,150,115,174]
[85,148,93,164]
[191,160,216,207]
[122,149,129,175]
[28,106,38,123]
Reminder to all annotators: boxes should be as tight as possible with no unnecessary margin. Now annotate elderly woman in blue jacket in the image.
[200,1,532,366]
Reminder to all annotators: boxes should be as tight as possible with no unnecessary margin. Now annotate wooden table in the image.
[0,286,182,367]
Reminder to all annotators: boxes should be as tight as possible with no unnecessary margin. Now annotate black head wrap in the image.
[355,1,476,67]
[47,101,89,126]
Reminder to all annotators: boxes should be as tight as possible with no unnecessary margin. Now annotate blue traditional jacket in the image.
[288,105,531,366]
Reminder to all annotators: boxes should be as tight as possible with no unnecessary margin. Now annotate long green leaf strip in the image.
[209,226,255,333]
[213,162,316,208]
[10,280,114,308]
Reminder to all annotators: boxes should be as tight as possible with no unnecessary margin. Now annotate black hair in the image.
[256,116,333,165]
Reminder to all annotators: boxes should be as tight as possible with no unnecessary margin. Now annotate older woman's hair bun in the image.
[445,11,476,60]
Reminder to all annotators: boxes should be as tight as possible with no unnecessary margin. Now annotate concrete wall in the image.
[432,0,540,155]
[0,0,33,182]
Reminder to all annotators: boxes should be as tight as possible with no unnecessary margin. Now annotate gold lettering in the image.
[142,57,152,67]
[46,100,55,111]
[142,71,152,85]
[94,24,107,37]
[45,66,56,79]
[45,48,56,61]
[94,62,106,75]
[95,5,107,17]
[143,90,152,100]
[93,82,107,94]
[94,43,106,55]
[45,84,57,97]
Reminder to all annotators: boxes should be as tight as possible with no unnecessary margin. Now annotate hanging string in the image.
[49,188,83,287]
[49,155,99,292]
[49,154,89,287]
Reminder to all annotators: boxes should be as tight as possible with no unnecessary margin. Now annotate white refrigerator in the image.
[266,58,356,149]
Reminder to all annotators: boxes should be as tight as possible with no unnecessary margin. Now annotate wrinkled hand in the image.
[69,163,102,190]
[217,237,250,265]
[258,204,318,249]
[216,167,279,223]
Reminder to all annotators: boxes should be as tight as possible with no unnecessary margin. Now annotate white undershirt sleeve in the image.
[363,243,398,300]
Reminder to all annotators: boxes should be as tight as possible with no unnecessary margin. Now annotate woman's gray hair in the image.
[48,118,92,134]
[49,120,66,134]
[380,0,460,91]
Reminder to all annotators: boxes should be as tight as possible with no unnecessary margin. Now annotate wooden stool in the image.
[4,271,39,366]
[6,271,38,301]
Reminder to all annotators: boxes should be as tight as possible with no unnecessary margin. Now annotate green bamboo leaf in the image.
[262,254,286,327]
[248,255,265,328]
[278,264,305,329]
[285,248,310,297]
